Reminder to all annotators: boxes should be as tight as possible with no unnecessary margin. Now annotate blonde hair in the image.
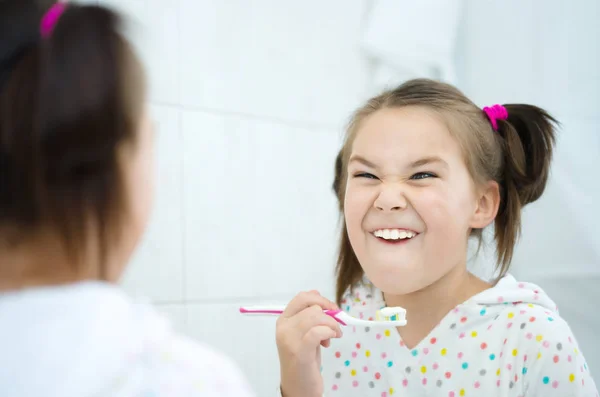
[334,78,557,304]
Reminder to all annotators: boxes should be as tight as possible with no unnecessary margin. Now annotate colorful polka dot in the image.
[327,279,594,395]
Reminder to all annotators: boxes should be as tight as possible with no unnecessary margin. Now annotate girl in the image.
[275,79,598,396]
[0,2,254,396]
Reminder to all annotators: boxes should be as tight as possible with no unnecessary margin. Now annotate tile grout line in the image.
[174,0,189,331]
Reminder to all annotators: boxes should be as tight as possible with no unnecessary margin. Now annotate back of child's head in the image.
[0,1,146,280]
[335,78,557,303]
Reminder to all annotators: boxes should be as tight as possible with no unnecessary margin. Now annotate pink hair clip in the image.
[483,104,508,131]
[40,2,67,38]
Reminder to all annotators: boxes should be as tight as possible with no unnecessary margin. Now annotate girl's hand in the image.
[276,290,343,397]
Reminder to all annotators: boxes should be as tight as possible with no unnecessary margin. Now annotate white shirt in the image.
[0,282,255,397]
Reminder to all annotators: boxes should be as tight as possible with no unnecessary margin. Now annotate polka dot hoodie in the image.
[321,274,598,396]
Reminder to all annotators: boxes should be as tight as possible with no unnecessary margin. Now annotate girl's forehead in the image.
[351,108,460,159]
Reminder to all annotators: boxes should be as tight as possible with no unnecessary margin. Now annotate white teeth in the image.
[373,229,416,240]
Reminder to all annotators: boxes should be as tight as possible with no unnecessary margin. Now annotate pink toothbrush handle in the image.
[239,307,284,315]
[239,307,347,326]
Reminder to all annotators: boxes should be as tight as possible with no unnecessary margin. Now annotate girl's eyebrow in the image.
[348,154,448,169]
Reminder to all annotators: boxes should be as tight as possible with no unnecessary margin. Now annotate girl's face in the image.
[344,106,494,295]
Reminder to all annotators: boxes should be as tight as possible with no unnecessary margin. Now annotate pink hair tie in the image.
[483,104,508,131]
[40,2,67,38]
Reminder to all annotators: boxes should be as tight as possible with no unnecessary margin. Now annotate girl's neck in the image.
[383,266,491,349]
[0,231,114,292]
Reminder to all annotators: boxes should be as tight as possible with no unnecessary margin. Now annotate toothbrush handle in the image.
[239,305,286,315]
[239,306,347,326]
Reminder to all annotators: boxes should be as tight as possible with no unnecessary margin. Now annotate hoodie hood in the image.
[348,273,560,323]
[467,273,559,313]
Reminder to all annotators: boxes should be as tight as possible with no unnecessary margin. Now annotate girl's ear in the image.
[470,180,500,229]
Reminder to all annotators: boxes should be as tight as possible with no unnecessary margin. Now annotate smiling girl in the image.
[275,79,598,397]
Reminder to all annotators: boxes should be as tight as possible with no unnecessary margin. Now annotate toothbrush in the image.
[239,305,407,327]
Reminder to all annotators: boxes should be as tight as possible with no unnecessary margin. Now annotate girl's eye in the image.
[354,172,378,180]
[410,172,437,180]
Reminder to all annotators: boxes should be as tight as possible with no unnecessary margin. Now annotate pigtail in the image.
[494,105,558,273]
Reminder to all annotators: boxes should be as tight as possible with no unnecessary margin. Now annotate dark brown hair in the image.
[334,78,557,304]
[332,150,343,210]
[0,1,145,277]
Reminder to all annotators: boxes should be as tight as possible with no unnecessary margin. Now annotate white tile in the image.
[182,110,341,301]
[140,0,180,104]
[534,0,600,117]
[179,0,370,126]
[121,105,184,302]
[511,116,600,278]
[99,0,180,104]
[154,303,187,333]
[186,302,280,397]
[459,0,538,106]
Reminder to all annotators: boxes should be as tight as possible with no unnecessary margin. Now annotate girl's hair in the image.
[335,78,557,304]
[332,150,343,210]
[0,1,145,276]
